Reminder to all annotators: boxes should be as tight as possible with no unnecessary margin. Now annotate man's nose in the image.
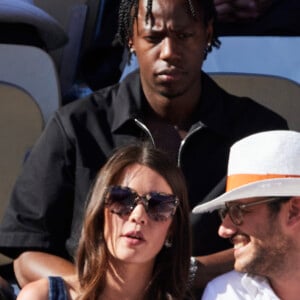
[159,37,180,62]
[218,214,237,239]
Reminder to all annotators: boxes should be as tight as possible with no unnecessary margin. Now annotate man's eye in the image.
[145,36,162,43]
[177,33,192,40]
[239,206,252,214]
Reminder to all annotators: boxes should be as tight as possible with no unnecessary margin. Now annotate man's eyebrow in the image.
[142,26,191,34]
[226,201,242,206]
[139,26,163,34]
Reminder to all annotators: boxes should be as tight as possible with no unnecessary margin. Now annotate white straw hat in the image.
[193,130,300,214]
[0,0,68,50]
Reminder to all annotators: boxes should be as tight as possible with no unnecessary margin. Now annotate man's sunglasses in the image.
[104,185,179,222]
[218,196,290,226]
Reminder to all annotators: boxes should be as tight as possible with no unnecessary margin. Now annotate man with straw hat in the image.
[193,130,300,300]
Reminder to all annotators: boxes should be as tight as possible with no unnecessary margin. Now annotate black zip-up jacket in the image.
[0,70,288,259]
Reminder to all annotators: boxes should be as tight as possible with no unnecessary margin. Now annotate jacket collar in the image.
[111,70,146,132]
[111,70,232,138]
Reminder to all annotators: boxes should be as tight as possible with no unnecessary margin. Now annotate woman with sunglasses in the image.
[17,143,192,300]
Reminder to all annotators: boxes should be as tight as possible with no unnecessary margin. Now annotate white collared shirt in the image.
[201,270,280,300]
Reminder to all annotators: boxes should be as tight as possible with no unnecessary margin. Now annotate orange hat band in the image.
[226,174,300,192]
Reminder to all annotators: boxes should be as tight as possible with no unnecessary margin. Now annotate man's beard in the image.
[239,224,292,278]
[158,86,187,99]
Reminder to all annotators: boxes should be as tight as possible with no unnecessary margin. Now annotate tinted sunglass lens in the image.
[230,205,243,225]
[106,187,178,221]
[108,187,135,215]
[218,208,227,220]
[147,193,177,221]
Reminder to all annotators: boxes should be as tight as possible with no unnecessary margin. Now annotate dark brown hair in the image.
[76,142,191,299]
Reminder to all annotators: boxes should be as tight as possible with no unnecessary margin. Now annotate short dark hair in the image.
[268,197,291,214]
[115,0,220,59]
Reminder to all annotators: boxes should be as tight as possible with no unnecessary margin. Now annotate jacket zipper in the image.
[134,118,155,147]
[134,118,206,167]
[177,122,206,167]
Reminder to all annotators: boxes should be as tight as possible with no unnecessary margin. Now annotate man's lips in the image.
[155,67,186,81]
[156,68,184,77]
[231,234,250,250]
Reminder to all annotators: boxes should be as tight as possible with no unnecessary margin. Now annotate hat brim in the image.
[0,1,68,50]
[192,178,300,214]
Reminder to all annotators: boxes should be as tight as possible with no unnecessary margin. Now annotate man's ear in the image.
[128,38,136,54]
[128,39,134,50]
[287,197,300,226]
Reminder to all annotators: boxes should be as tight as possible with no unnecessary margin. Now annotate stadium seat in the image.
[210,73,300,130]
[0,44,61,124]
[0,82,43,264]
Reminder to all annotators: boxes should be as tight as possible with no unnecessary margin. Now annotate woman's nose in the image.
[129,203,148,225]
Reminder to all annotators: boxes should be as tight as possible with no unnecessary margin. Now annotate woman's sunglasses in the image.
[104,185,179,222]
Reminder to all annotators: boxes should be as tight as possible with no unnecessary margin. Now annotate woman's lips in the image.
[122,231,145,245]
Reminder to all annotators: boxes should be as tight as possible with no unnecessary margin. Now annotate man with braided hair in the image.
[0,0,287,296]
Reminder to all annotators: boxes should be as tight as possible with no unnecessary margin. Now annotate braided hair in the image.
[115,0,220,60]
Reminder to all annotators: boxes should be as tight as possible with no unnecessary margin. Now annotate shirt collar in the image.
[111,70,145,132]
[241,273,280,300]
[111,70,232,139]
[196,72,232,138]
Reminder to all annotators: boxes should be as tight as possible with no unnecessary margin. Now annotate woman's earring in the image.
[164,236,172,248]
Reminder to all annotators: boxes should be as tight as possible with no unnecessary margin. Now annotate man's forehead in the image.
[135,0,201,29]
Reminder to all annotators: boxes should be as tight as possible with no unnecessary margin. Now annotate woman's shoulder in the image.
[17,278,49,300]
[17,276,77,300]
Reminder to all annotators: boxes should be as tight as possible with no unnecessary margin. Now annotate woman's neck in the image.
[100,259,154,300]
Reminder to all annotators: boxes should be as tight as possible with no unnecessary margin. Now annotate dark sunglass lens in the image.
[218,208,227,220]
[229,205,243,225]
[107,186,135,216]
[147,193,177,221]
